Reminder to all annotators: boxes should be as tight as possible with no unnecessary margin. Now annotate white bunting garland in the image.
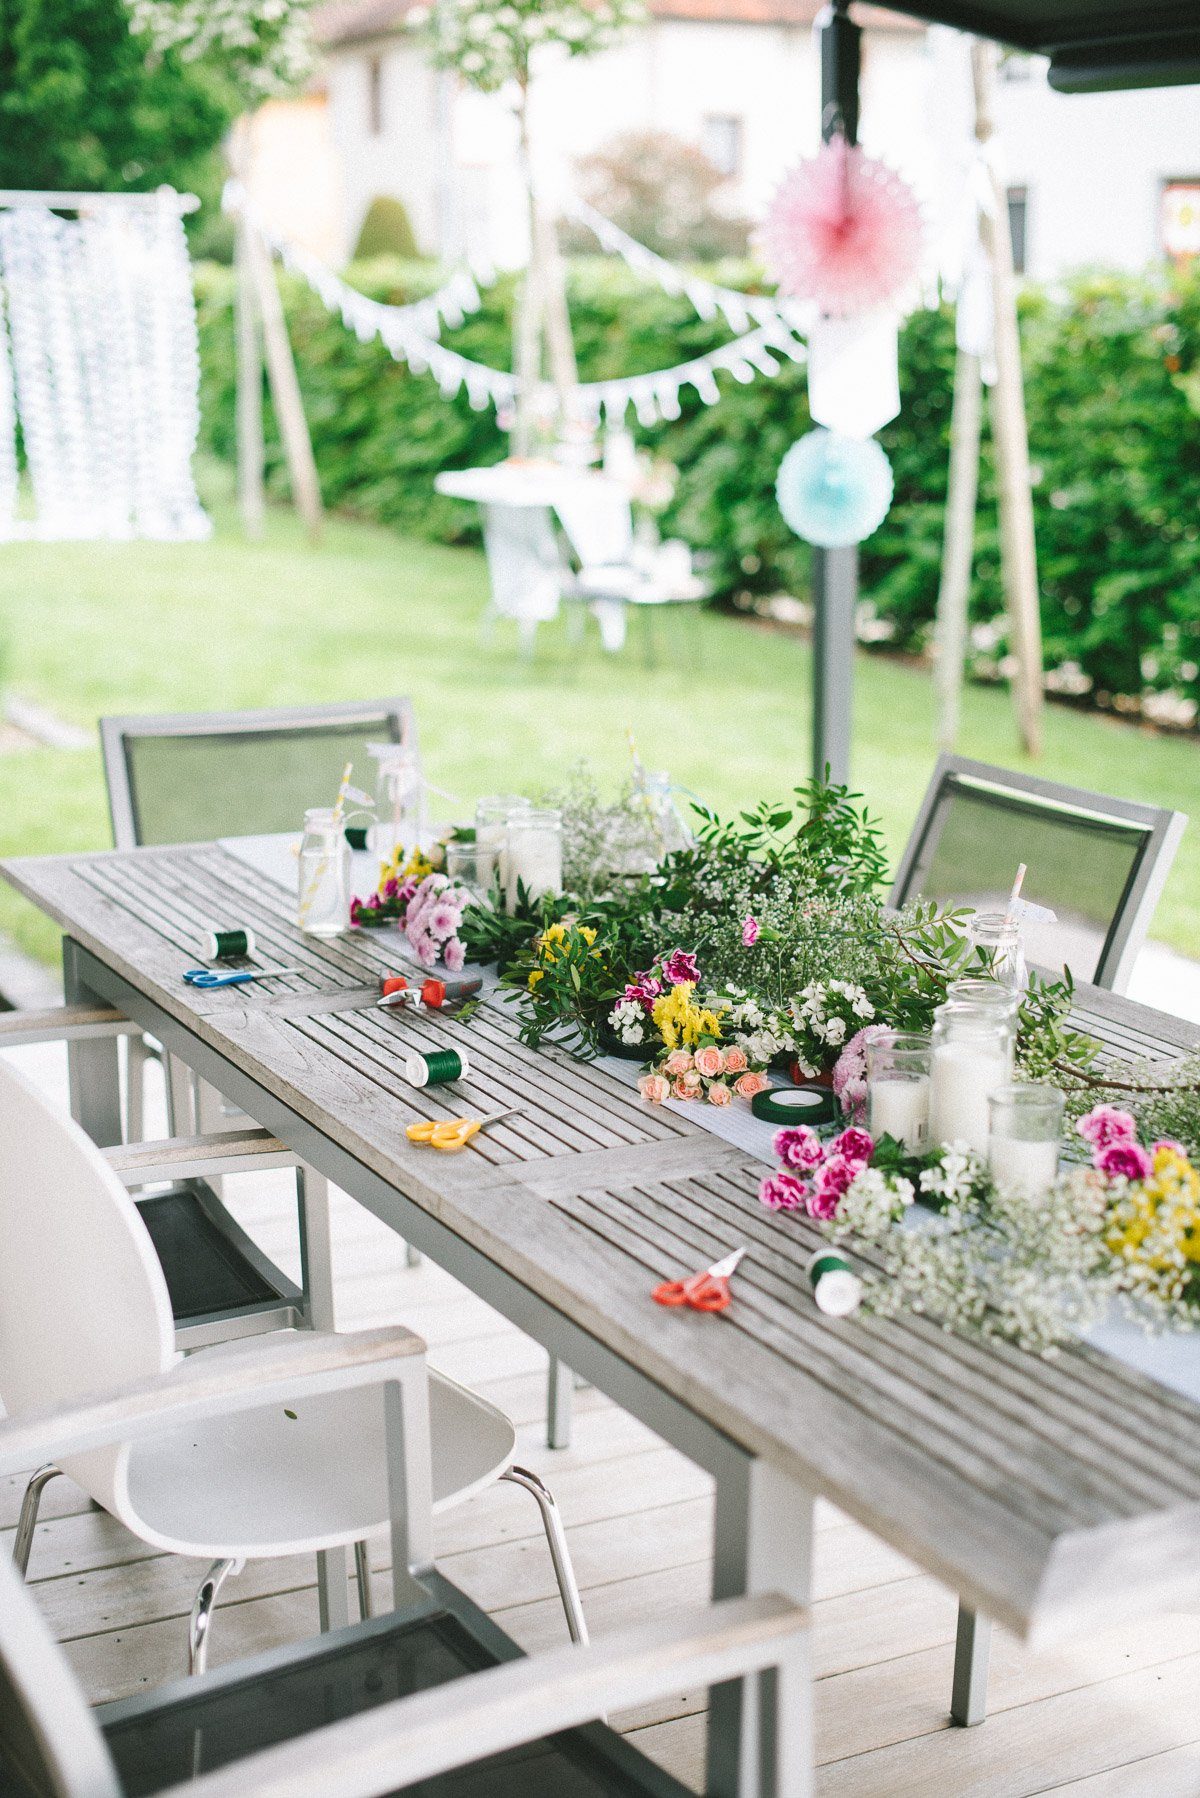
[0,275,17,536]
[246,214,807,429]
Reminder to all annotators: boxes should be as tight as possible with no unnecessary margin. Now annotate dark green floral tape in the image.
[751,1084,837,1126]
[204,928,255,960]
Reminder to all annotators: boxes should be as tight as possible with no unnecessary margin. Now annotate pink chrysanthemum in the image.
[443,937,465,973]
[757,137,924,318]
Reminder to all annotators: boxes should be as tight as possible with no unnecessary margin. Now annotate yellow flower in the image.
[651,981,726,1050]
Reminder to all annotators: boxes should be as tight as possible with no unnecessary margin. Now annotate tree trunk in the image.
[972,38,1043,756]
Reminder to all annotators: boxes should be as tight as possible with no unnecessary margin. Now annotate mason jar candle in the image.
[866,1031,931,1151]
[928,1001,1016,1154]
[505,808,564,911]
[987,1083,1065,1202]
[475,795,529,893]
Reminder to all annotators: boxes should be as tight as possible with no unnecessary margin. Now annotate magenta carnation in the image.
[811,1152,859,1216]
[759,1171,808,1213]
[661,949,700,986]
[1096,1140,1154,1182]
[830,1126,874,1165]
[1077,1104,1137,1150]
[773,1125,824,1172]
[624,971,663,1013]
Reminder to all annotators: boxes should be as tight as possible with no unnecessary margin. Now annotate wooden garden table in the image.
[6,838,1200,1798]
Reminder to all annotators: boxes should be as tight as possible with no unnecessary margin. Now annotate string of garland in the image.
[240,204,808,428]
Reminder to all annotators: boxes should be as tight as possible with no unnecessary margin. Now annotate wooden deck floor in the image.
[7,1042,1200,1797]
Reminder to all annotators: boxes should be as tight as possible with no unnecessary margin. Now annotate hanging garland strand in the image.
[237,207,807,428]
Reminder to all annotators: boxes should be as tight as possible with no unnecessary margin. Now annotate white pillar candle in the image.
[867,1076,930,1152]
[988,1134,1059,1202]
[929,1044,1009,1154]
[505,823,563,911]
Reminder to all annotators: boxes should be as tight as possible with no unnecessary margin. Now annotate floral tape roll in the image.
[807,1249,863,1318]
[203,928,255,961]
[751,1083,837,1126]
[406,1047,470,1088]
[344,824,371,851]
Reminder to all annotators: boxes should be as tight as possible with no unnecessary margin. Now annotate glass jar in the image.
[988,1084,1065,1202]
[369,743,424,867]
[928,1001,1016,1155]
[475,795,529,892]
[966,910,1027,992]
[866,1031,932,1152]
[445,840,489,904]
[505,808,563,912]
[298,806,351,938]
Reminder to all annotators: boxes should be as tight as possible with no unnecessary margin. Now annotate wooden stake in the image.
[234,215,265,540]
[245,222,323,543]
[935,345,982,749]
[971,39,1044,757]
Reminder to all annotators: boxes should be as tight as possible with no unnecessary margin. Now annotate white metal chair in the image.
[0,1337,808,1798]
[0,1058,587,1672]
[892,753,1187,993]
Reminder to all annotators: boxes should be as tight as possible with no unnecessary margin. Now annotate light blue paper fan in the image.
[776,429,894,549]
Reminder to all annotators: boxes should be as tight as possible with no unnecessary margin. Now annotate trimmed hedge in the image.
[194,257,1200,713]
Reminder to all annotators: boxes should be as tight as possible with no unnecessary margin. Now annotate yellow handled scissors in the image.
[405,1106,523,1153]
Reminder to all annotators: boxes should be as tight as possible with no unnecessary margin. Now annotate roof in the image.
[314,0,918,49]
[877,2,1200,89]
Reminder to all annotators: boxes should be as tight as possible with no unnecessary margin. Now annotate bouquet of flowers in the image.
[350,846,472,971]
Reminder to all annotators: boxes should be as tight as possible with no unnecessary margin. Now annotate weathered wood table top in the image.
[7,840,1200,1650]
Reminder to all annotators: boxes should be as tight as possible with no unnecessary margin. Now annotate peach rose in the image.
[663,1049,694,1077]
[680,1069,703,1092]
[694,1044,723,1078]
[673,1076,700,1101]
[638,1073,671,1105]
[722,1045,748,1075]
[707,1081,733,1107]
[735,1071,770,1098]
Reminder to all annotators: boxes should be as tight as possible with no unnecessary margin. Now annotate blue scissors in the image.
[183,967,300,989]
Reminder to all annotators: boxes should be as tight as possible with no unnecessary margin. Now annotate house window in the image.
[702,115,743,179]
[1162,180,1200,262]
[367,56,384,136]
[1006,185,1029,275]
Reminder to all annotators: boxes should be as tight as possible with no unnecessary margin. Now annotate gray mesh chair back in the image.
[101,699,417,850]
[891,754,1186,992]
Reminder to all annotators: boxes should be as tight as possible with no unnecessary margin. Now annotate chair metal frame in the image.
[100,696,417,852]
[891,752,1187,994]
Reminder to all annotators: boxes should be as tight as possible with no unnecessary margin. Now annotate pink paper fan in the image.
[757,137,923,318]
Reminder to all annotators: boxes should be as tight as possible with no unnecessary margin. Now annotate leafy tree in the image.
[570,130,752,262]
[0,0,233,192]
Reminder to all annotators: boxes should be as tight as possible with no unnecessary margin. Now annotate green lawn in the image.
[1,471,1197,967]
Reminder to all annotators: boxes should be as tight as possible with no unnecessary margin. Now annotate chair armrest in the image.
[104,1128,299,1187]
[0,1004,139,1048]
[171,1595,808,1798]
[0,1327,425,1475]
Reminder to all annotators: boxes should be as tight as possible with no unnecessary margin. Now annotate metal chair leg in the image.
[188,1557,241,1675]
[13,1465,62,1578]
[354,1540,374,1619]
[546,1355,573,1450]
[500,1465,588,1646]
[404,1242,423,1269]
[950,1603,991,1725]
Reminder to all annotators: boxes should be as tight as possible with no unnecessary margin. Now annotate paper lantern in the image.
[758,136,923,318]
[776,430,894,549]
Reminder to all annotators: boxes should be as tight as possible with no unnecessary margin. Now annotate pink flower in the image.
[707,1081,733,1107]
[1096,1140,1154,1182]
[662,949,700,986]
[624,974,662,1013]
[427,902,461,941]
[680,1070,702,1093]
[412,931,439,969]
[759,1171,808,1212]
[832,1024,889,1122]
[741,915,759,947]
[663,1049,694,1077]
[694,1045,724,1078]
[735,1071,769,1099]
[443,937,465,973]
[723,1045,748,1075]
[811,1152,859,1216]
[830,1127,874,1166]
[1077,1105,1138,1150]
[774,1125,824,1172]
[672,1077,700,1102]
[638,1073,671,1105]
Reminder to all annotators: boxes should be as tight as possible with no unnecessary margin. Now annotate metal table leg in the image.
[546,1355,574,1449]
[297,1164,353,1631]
[63,939,123,1147]
[708,1456,815,1797]
[951,1604,991,1726]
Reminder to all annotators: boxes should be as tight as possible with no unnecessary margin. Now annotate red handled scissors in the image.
[652,1248,746,1313]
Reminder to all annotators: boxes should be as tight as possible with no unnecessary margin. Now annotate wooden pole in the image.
[935,345,982,749]
[244,221,323,543]
[971,38,1044,757]
[511,82,543,457]
[234,216,265,540]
